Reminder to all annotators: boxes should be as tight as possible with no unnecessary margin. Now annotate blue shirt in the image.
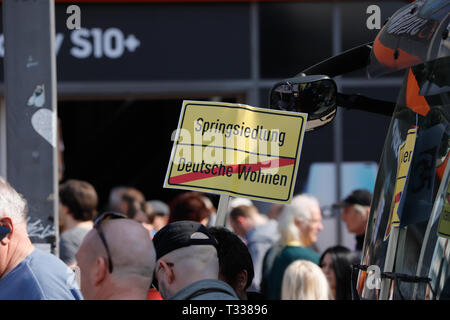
[0,248,83,300]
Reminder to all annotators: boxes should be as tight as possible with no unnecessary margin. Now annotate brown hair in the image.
[169,192,212,224]
[229,205,258,222]
[59,179,98,221]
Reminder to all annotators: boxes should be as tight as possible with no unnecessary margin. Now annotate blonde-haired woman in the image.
[281,260,330,300]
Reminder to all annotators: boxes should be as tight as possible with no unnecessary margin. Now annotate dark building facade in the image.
[0,0,408,249]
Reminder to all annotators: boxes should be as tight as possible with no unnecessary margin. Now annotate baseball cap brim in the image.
[332,200,352,209]
[332,189,372,209]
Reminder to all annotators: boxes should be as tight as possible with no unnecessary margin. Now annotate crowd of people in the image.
[0,176,373,300]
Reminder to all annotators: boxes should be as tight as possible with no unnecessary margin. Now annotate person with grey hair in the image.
[262,194,323,300]
[107,186,146,217]
[0,177,82,300]
[107,186,153,233]
[75,212,156,299]
[107,186,128,212]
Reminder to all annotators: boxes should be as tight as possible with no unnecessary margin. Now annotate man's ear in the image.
[365,206,370,218]
[293,217,303,229]
[159,261,175,285]
[0,217,13,245]
[118,200,129,216]
[93,257,108,286]
[236,216,247,227]
[236,269,248,293]
[60,203,69,216]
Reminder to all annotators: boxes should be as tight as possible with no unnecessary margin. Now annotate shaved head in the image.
[102,219,155,277]
[156,245,219,299]
[78,229,102,263]
[166,245,218,271]
[76,218,156,300]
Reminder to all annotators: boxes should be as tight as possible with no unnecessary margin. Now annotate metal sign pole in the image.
[3,0,58,254]
[379,226,400,299]
[215,194,230,227]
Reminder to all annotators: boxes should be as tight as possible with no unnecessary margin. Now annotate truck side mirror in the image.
[269,74,337,131]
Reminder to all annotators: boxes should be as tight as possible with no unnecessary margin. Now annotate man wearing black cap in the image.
[152,221,239,300]
[334,189,372,253]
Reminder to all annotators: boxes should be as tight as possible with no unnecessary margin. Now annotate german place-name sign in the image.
[164,101,307,203]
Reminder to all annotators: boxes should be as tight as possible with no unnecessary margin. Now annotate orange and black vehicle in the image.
[269,0,450,300]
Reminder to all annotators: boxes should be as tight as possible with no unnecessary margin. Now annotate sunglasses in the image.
[93,211,127,273]
[152,261,175,291]
[0,225,11,241]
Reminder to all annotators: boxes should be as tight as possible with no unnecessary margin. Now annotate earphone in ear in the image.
[0,225,11,240]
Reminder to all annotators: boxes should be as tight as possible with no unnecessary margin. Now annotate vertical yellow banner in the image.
[438,181,450,239]
[384,127,417,241]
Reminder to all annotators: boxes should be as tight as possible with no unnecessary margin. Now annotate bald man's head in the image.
[76,219,156,300]
[155,244,219,299]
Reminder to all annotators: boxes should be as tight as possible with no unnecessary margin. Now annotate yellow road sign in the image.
[438,180,450,239]
[163,100,307,203]
[384,127,417,241]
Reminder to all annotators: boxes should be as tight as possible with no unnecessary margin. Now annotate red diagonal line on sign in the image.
[169,158,295,185]
[395,192,402,203]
